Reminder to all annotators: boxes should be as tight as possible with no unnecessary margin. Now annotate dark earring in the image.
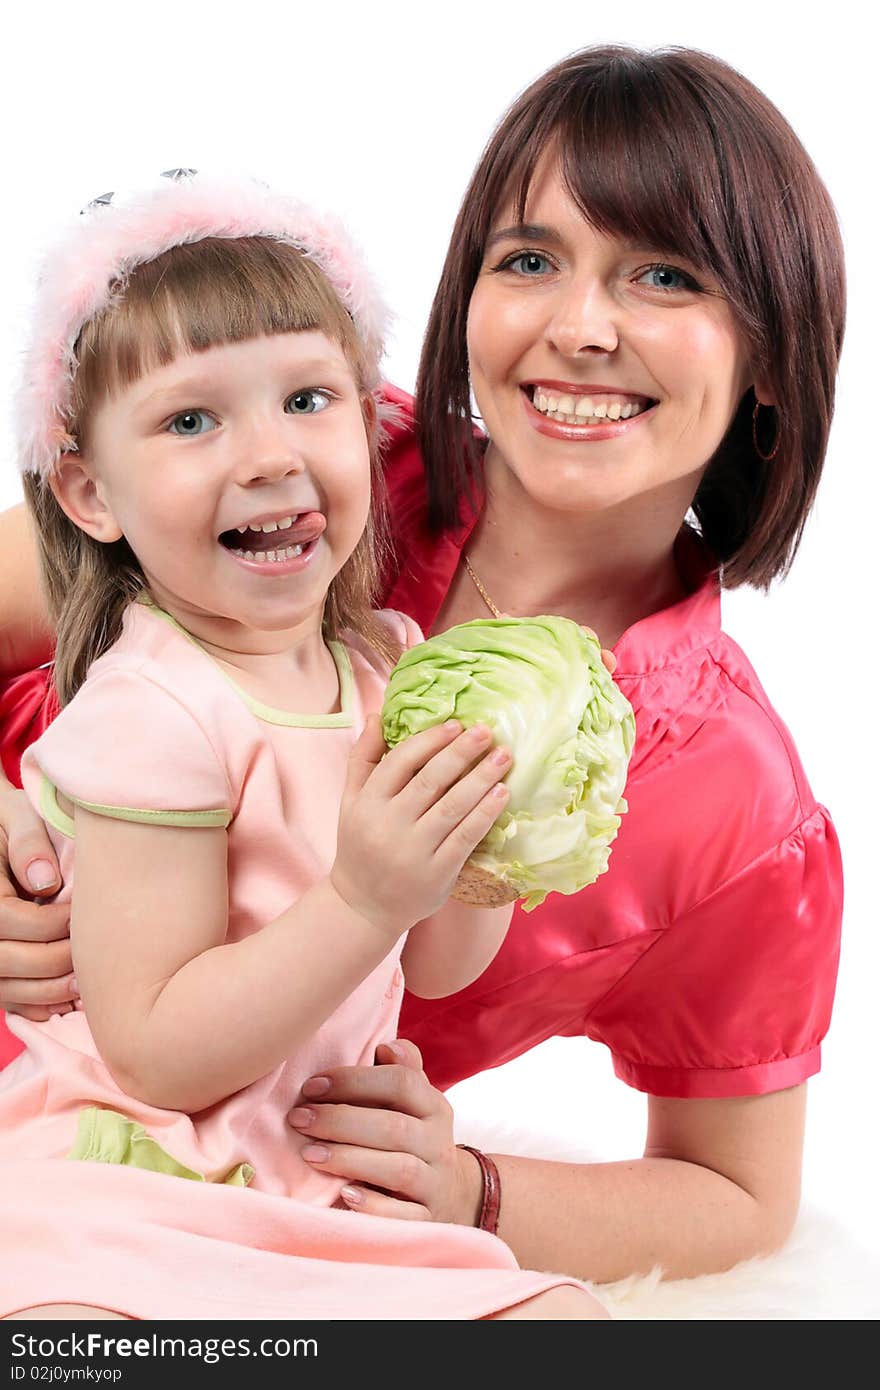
[752,401,780,462]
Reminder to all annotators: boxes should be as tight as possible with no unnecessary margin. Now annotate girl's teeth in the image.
[236,515,298,537]
[532,389,644,424]
[231,543,305,562]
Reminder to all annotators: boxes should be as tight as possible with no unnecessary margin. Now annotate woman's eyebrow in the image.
[484,223,565,252]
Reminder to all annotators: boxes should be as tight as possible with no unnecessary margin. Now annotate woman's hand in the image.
[289,1039,480,1224]
[330,715,511,939]
[0,779,74,1021]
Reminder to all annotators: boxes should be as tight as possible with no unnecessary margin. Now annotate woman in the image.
[0,45,845,1285]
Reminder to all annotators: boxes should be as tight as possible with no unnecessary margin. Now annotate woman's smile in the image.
[521,382,658,442]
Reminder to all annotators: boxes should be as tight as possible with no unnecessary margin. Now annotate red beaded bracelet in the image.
[458,1144,501,1235]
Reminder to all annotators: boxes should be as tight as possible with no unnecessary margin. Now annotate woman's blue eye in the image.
[638,264,698,292]
[503,252,552,276]
[168,410,217,436]
[285,389,330,415]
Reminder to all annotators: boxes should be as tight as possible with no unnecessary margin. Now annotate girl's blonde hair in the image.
[23,236,399,704]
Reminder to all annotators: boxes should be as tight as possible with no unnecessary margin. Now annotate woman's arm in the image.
[401,900,514,998]
[0,773,72,1023]
[483,1086,805,1281]
[0,505,54,677]
[288,1046,805,1280]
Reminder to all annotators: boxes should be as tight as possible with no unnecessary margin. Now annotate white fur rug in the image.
[449,1043,880,1320]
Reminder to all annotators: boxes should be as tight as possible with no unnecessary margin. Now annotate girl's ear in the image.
[49,455,123,543]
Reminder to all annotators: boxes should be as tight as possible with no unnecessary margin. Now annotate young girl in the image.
[0,174,606,1321]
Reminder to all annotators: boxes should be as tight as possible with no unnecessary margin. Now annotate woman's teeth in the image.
[531,390,645,424]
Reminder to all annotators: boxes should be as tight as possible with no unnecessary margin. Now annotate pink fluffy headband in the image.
[17,171,390,479]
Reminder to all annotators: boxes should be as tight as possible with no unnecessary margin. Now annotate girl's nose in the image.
[238,422,305,484]
[545,278,620,358]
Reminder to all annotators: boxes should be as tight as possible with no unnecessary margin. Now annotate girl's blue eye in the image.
[285,389,330,415]
[502,252,552,277]
[168,410,217,436]
[638,264,699,292]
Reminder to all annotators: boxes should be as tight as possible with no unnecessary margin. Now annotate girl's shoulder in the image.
[339,608,425,677]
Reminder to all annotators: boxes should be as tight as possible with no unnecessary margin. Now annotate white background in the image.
[2,1,876,1261]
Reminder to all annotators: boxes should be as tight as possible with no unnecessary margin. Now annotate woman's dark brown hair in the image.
[416,45,846,588]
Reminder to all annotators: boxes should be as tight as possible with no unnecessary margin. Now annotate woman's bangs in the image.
[501,87,739,282]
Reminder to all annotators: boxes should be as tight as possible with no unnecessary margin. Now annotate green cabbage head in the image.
[380,615,636,911]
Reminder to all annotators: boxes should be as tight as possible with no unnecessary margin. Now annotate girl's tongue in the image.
[221,512,326,552]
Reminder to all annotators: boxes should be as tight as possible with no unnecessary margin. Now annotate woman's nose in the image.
[545,278,620,357]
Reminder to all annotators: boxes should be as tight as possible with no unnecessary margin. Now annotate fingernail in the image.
[302,1076,331,1098]
[384,1041,406,1059]
[69,976,79,997]
[302,1145,330,1163]
[491,783,509,799]
[468,724,490,741]
[341,1186,363,1205]
[490,746,511,765]
[289,1107,315,1129]
[442,720,461,733]
[27,860,58,892]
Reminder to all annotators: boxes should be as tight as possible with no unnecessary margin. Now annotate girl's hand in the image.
[330,715,511,939]
[0,781,74,1021]
[289,1039,477,1223]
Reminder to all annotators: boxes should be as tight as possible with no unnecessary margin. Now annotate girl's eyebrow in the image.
[139,378,214,407]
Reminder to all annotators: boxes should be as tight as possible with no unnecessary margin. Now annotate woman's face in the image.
[467,159,754,516]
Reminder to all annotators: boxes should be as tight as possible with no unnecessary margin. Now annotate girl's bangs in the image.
[72,237,362,417]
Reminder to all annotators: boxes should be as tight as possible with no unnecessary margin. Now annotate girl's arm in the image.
[0,505,54,676]
[72,810,396,1112]
[71,715,511,1113]
[401,900,514,999]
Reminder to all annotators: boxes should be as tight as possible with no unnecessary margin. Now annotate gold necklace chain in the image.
[463,554,506,619]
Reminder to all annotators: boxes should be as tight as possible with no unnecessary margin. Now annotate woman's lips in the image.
[521,386,657,441]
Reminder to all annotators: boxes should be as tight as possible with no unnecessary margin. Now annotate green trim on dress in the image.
[68,1107,254,1188]
[40,774,76,839]
[39,773,231,836]
[139,597,355,728]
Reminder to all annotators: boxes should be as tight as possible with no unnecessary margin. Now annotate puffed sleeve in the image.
[389,608,425,652]
[584,806,843,1098]
[21,668,233,835]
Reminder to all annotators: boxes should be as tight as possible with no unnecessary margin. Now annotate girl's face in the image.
[467,160,754,517]
[66,330,372,644]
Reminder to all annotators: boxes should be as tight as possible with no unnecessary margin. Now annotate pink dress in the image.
[0,602,581,1319]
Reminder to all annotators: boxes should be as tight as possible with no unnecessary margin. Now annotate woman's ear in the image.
[752,376,776,408]
[49,455,123,543]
